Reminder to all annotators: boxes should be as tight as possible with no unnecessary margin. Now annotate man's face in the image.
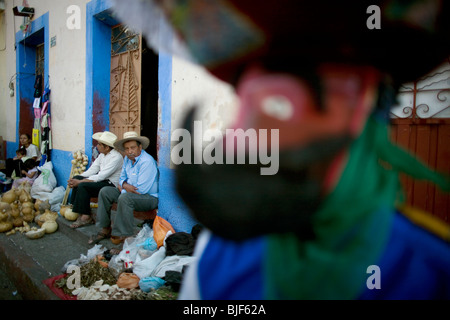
[124,140,142,161]
[96,142,109,155]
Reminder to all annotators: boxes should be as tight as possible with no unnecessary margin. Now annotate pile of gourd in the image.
[72,150,89,176]
[0,184,59,239]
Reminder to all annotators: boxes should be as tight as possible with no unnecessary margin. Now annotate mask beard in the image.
[175,109,353,241]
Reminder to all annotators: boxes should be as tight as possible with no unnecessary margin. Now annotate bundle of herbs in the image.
[56,260,116,296]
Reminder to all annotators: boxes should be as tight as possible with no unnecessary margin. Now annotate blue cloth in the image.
[359,213,450,299]
[192,212,450,299]
[197,235,265,300]
[119,150,159,197]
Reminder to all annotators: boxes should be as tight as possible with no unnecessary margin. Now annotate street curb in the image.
[0,235,59,300]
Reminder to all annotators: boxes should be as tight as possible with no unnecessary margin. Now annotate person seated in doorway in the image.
[2,133,40,178]
[89,131,159,249]
[20,133,41,164]
[68,131,124,228]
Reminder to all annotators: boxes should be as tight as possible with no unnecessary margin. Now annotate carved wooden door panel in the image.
[109,25,142,140]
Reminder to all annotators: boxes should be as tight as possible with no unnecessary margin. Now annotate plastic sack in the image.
[60,244,106,273]
[133,246,166,279]
[151,255,197,278]
[153,216,175,248]
[117,272,140,289]
[139,276,165,292]
[49,186,65,211]
[31,161,57,195]
[108,254,125,279]
[137,237,157,251]
[136,236,158,260]
[118,224,154,264]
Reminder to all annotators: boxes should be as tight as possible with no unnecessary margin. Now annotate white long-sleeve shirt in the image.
[80,149,123,187]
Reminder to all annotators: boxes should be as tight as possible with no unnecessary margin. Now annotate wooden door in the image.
[389,60,450,223]
[109,25,142,140]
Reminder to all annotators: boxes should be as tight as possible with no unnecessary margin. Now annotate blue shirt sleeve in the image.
[135,156,158,195]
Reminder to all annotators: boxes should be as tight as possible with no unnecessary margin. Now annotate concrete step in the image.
[0,211,146,300]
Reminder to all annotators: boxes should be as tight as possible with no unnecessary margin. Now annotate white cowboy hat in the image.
[114,131,150,151]
[92,131,118,148]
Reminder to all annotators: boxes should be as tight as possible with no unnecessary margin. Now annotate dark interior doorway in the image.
[140,38,159,161]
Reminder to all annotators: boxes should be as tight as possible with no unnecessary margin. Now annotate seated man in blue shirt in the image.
[90,131,159,247]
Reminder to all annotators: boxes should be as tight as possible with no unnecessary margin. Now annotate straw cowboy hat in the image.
[114,131,150,151]
[92,131,118,148]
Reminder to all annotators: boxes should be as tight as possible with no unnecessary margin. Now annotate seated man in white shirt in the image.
[68,131,124,228]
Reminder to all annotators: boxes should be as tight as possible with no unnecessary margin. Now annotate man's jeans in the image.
[96,186,158,237]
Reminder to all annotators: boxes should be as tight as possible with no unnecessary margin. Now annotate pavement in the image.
[0,208,144,300]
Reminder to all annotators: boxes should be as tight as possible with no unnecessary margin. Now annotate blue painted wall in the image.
[157,52,198,233]
[10,13,49,159]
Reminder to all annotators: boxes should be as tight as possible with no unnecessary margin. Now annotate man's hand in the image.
[68,178,91,188]
[67,178,80,188]
[122,181,140,194]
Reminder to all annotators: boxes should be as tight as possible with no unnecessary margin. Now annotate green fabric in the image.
[40,169,50,185]
[264,115,449,299]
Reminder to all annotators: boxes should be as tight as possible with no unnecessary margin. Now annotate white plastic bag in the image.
[133,246,166,279]
[118,224,154,264]
[60,244,106,273]
[31,161,57,198]
[49,186,65,211]
[108,254,125,279]
[151,255,197,278]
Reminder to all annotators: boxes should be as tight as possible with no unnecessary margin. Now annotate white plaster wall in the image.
[0,0,88,152]
[46,0,89,152]
[0,2,18,143]
[171,56,239,140]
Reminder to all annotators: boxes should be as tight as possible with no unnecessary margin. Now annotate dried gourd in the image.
[10,208,21,218]
[60,205,72,218]
[0,211,8,222]
[38,200,51,213]
[0,201,11,213]
[40,209,58,221]
[42,220,58,234]
[12,216,23,228]
[23,213,34,223]
[35,214,43,226]
[34,199,42,211]
[0,203,11,222]
[0,220,13,233]
[25,228,46,239]
[1,189,17,204]
[19,189,32,203]
[21,206,33,216]
[64,208,79,221]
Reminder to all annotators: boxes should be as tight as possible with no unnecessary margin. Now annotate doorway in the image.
[108,25,158,160]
